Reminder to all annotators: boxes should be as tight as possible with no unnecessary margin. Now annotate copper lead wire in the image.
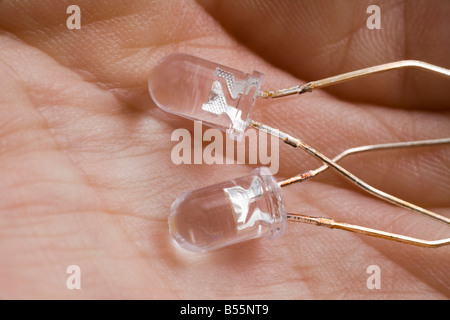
[259,60,450,99]
[286,213,449,248]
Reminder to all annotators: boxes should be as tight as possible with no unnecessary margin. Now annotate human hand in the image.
[0,0,448,299]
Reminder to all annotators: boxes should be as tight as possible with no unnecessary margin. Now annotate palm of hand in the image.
[0,0,449,299]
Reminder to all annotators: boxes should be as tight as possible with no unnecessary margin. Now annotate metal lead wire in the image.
[286,213,449,248]
[259,60,450,99]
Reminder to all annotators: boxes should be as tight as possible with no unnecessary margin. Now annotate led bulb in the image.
[149,53,264,141]
[168,167,287,252]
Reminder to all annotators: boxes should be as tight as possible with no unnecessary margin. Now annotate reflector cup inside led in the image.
[168,167,287,253]
[149,53,264,141]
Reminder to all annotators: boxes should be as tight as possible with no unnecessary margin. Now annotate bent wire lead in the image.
[149,53,450,253]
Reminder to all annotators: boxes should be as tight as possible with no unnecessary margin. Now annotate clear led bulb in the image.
[168,167,287,252]
[148,53,264,141]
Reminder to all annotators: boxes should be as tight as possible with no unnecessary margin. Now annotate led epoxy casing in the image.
[148,53,264,141]
[169,167,287,252]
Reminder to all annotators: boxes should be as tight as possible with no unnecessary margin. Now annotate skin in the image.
[0,0,449,299]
